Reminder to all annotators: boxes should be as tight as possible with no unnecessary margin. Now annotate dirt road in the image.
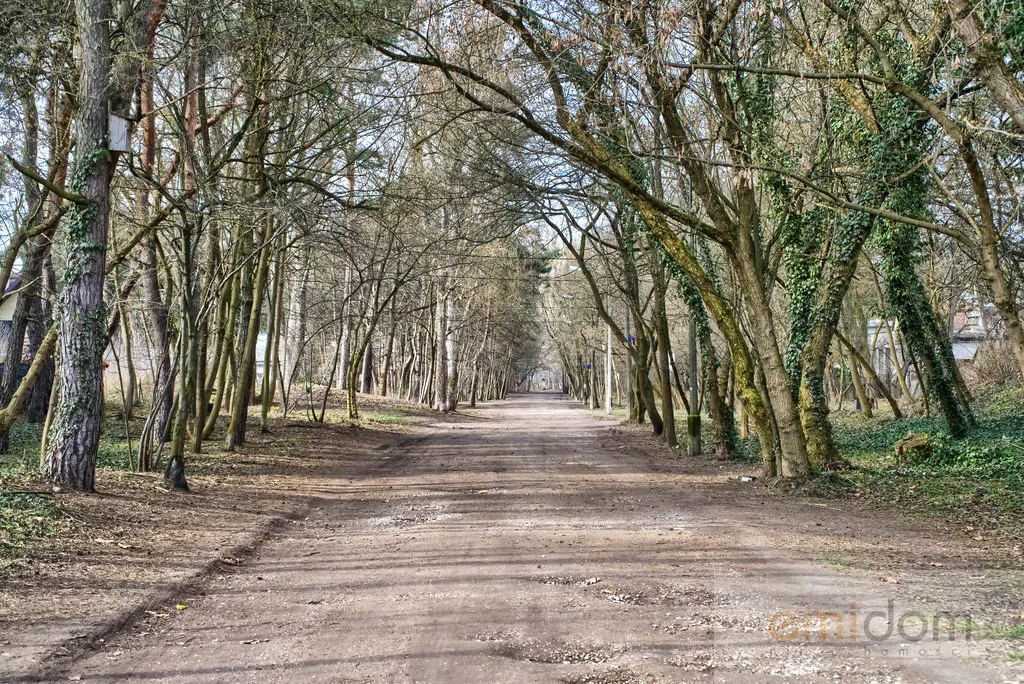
[41,394,1024,682]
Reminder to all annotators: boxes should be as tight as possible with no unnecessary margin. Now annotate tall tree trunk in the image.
[434,288,448,409]
[260,240,284,432]
[226,218,273,450]
[468,312,490,408]
[381,301,397,397]
[653,279,677,447]
[203,269,238,439]
[360,338,374,394]
[338,265,352,389]
[729,245,809,478]
[167,231,198,490]
[282,248,310,413]
[444,295,459,411]
[633,334,663,434]
[699,327,734,460]
[24,259,56,424]
[45,0,120,491]
[119,305,137,417]
[261,237,285,431]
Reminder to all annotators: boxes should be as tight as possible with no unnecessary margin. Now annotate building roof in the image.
[4,272,21,294]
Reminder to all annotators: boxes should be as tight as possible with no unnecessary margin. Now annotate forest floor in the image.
[2,392,1024,683]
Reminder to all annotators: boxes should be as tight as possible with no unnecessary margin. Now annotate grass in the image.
[0,435,69,566]
[0,401,150,565]
[823,554,850,569]
[590,405,630,422]
[361,409,413,425]
[981,624,1024,640]
[1008,652,1024,662]
[0,492,66,558]
[803,383,1024,529]
[955,620,1024,641]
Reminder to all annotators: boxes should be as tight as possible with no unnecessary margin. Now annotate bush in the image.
[973,340,1023,386]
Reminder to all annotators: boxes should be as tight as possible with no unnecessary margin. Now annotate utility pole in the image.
[605,321,613,414]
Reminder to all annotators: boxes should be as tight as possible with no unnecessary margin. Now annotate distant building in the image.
[0,272,26,381]
[866,298,1005,396]
[0,272,20,322]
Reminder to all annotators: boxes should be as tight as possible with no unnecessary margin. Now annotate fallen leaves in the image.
[879,576,900,584]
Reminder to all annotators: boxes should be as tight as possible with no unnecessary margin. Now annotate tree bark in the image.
[944,0,1024,131]
[444,295,459,411]
[44,0,119,491]
[226,219,273,450]
[652,278,677,447]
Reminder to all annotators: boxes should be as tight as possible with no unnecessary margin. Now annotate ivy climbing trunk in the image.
[637,204,780,477]
[728,239,810,479]
[44,0,117,491]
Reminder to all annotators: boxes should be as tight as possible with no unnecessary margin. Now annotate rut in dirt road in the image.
[54,394,1016,683]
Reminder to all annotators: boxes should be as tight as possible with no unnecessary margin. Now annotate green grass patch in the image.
[591,405,630,422]
[808,384,1024,525]
[1008,652,1024,662]
[0,491,67,564]
[981,624,1024,640]
[955,620,1024,641]
[1,424,70,566]
[823,554,849,568]
[362,409,412,425]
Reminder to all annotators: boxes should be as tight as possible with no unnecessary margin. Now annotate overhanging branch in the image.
[4,153,87,205]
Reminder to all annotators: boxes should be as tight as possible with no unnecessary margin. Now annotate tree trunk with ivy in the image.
[680,276,735,461]
[43,0,117,491]
[728,237,810,479]
[638,204,779,477]
[45,0,165,491]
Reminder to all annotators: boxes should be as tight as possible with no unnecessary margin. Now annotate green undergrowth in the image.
[803,384,1024,529]
[0,403,149,564]
[0,490,67,566]
[0,429,68,566]
[360,408,414,425]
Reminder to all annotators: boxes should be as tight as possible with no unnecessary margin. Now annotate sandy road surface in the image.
[37,393,1022,682]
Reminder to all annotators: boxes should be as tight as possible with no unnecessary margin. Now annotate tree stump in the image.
[895,433,931,463]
